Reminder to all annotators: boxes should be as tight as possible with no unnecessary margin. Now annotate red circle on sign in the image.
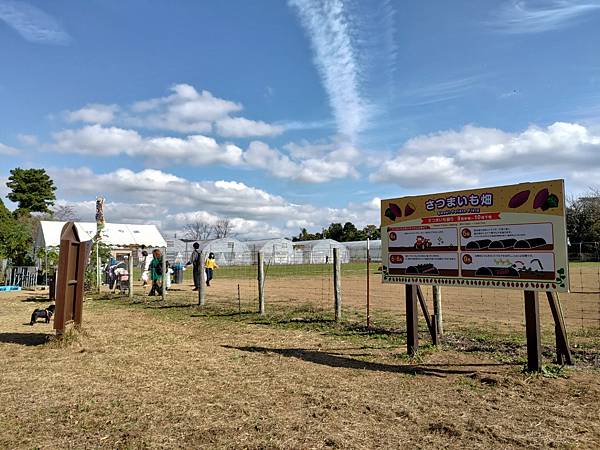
[390,254,404,264]
[462,228,472,238]
[462,254,472,264]
[389,231,397,241]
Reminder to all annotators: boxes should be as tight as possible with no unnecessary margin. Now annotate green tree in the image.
[341,222,358,241]
[324,223,343,241]
[362,224,381,240]
[6,168,56,213]
[567,191,600,243]
[0,199,32,264]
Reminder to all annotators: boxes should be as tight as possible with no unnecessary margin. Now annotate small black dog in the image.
[30,304,55,326]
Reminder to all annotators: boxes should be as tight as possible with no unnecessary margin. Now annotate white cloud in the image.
[0,0,71,44]
[215,117,284,138]
[289,0,369,141]
[66,104,119,124]
[51,124,359,182]
[370,122,600,189]
[53,125,142,155]
[48,167,381,238]
[490,0,600,34]
[17,133,37,146]
[0,142,20,155]
[128,84,242,133]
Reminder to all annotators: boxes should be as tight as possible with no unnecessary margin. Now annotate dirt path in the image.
[1,292,599,449]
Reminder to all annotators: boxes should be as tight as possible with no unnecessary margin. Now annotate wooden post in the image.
[199,251,206,306]
[161,248,167,301]
[432,285,443,336]
[406,284,418,356]
[524,290,542,372]
[431,315,438,346]
[333,247,342,321]
[546,292,573,365]
[366,239,370,328]
[258,251,265,315]
[128,253,134,300]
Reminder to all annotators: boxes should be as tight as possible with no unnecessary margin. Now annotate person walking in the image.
[148,249,163,296]
[204,252,218,287]
[191,242,201,291]
[140,250,152,289]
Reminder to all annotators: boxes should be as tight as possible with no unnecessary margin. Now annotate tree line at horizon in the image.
[1,167,600,264]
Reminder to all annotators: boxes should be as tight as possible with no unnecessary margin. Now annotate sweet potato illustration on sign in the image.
[508,190,530,208]
[404,202,416,217]
[389,203,402,218]
[533,188,549,209]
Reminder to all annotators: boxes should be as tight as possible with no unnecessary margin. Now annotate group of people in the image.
[139,244,218,296]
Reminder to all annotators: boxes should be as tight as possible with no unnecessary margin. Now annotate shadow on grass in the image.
[224,345,509,377]
[21,296,51,303]
[0,332,50,346]
[191,311,255,318]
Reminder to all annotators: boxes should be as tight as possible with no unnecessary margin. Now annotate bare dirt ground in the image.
[1,288,600,449]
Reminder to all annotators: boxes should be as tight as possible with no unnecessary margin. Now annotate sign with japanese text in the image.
[381,180,569,292]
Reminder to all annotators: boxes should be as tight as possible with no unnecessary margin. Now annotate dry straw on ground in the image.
[1,289,599,449]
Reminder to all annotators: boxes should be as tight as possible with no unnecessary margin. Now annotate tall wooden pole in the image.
[128,252,134,300]
[333,248,342,321]
[406,284,418,356]
[199,251,206,306]
[432,285,443,336]
[366,238,371,329]
[161,247,167,301]
[258,251,265,315]
[524,290,542,372]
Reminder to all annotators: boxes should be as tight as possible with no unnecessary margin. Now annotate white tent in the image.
[344,240,382,262]
[246,238,295,264]
[196,238,251,266]
[292,239,349,264]
[35,221,167,249]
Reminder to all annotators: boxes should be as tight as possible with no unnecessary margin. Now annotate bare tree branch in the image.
[183,221,212,241]
[52,204,80,221]
[213,218,232,239]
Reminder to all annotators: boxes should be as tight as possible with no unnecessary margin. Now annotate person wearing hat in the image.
[191,242,201,291]
[204,252,218,287]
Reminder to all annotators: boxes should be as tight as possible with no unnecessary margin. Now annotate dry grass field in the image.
[1,283,600,449]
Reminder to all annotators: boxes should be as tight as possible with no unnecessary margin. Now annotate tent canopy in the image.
[35,221,167,249]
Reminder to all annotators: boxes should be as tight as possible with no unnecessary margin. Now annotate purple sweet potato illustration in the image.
[389,203,402,218]
[384,207,395,221]
[404,202,416,216]
[508,190,530,208]
[533,188,549,209]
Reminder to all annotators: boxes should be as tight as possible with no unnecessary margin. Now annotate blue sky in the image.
[1,0,600,238]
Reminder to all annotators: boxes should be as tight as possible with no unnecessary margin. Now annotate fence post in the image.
[432,285,443,336]
[161,248,167,301]
[258,251,265,315]
[199,251,206,306]
[128,253,134,300]
[333,248,342,321]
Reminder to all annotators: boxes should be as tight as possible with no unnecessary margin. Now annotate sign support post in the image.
[524,290,542,372]
[405,284,418,356]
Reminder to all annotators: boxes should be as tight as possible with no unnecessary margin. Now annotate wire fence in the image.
[115,250,600,332]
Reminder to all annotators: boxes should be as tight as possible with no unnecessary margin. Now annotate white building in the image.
[246,238,295,264]
[196,238,251,266]
[344,240,382,262]
[292,239,349,264]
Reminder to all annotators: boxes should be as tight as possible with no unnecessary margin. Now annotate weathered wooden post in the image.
[54,222,89,335]
[333,247,342,321]
[432,285,443,336]
[128,252,134,300]
[524,290,542,372]
[406,284,418,356]
[161,247,167,301]
[258,251,265,315]
[199,251,206,306]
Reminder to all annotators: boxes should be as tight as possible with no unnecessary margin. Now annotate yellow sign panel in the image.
[381,180,569,292]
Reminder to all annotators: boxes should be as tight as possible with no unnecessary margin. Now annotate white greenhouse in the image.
[292,239,349,264]
[246,238,295,265]
[344,240,382,262]
[196,238,251,266]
